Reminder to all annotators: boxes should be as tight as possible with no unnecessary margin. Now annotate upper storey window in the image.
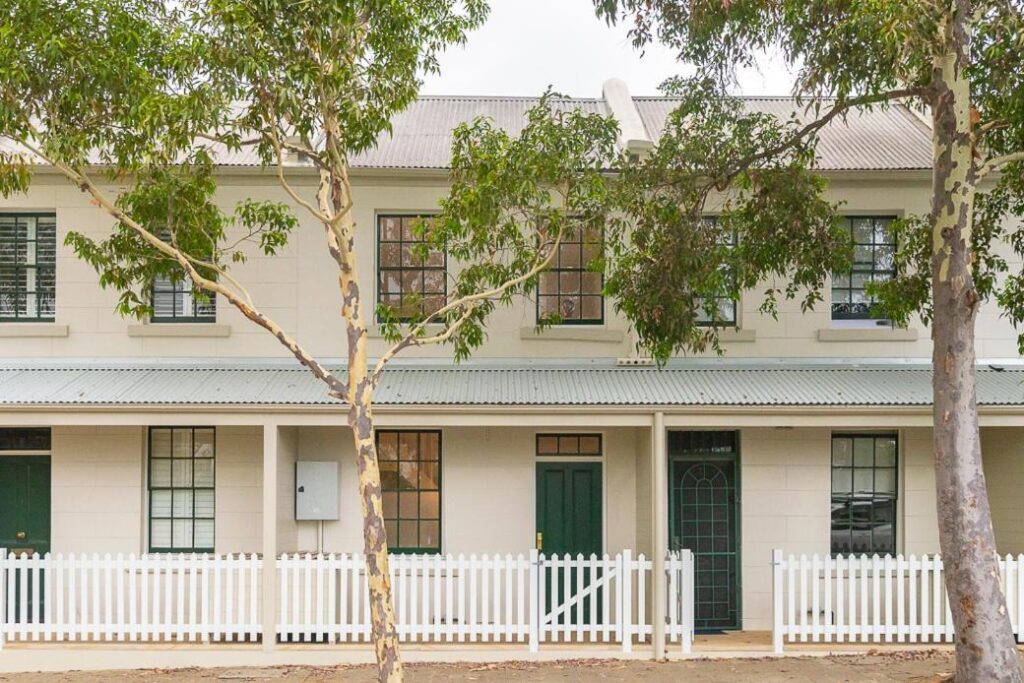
[537,225,603,325]
[832,216,896,321]
[377,214,446,321]
[152,276,216,323]
[696,217,737,327]
[0,214,56,322]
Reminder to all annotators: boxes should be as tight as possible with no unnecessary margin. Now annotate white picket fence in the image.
[772,550,1024,652]
[0,549,694,652]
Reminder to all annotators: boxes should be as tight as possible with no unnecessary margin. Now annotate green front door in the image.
[536,462,603,625]
[0,455,51,624]
[536,462,602,556]
[669,431,741,630]
[0,455,51,556]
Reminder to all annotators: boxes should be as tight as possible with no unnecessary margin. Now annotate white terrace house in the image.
[1,80,1024,667]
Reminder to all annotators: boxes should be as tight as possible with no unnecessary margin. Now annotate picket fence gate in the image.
[772,549,1024,652]
[0,549,694,652]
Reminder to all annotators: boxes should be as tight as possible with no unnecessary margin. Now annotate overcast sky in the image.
[421,0,796,98]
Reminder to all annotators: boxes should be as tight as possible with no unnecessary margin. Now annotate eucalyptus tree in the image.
[590,1,1024,680]
[0,1,619,680]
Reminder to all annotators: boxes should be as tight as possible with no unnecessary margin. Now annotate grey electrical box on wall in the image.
[295,461,339,521]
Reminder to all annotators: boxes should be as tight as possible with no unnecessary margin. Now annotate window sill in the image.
[817,327,918,342]
[366,323,445,340]
[128,323,231,338]
[0,323,69,338]
[715,328,756,343]
[519,326,625,343]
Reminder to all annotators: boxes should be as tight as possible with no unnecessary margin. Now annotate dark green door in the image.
[536,462,602,556]
[536,462,603,626]
[669,431,740,630]
[0,455,51,623]
[0,456,51,556]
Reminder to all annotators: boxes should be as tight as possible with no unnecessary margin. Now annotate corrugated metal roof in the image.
[633,97,933,171]
[1,360,1021,408]
[6,95,931,173]
[349,96,610,170]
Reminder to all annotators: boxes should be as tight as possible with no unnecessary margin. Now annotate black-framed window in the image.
[831,216,896,320]
[148,427,215,553]
[377,430,441,553]
[696,217,737,327]
[377,214,446,321]
[537,225,603,324]
[151,276,216,323]
[0,214,56,322]
[0,428,51,451]
[830,433,897,556]
[536,433,602,456]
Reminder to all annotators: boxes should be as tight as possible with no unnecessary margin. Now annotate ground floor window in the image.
[148,427,215,553]
[377,430,441,553]
[830,433,897,556]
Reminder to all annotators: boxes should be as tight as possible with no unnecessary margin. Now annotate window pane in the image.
[399,491,418,518]
[172,489,194,517]
[420,491,440,519]
[876,468,897,496]
[194,520,214,549]
[151,519,172,549]
[399,432,418,461]
[172,459,193,486]
[150,459,171,487]
[194,458,215,487]
[194,490,215,518]
[151,490,172,518]
[398,520,418,548]
[831,467,852,494]
[853,468,874,495]
[378,432,398,460]
[172,519,193,549]
[876,438,897,467]
[194,429,215,458]
[579,436,601,455]
[420,521,440,549]
[558,435,579,454]
[172,428,193,458]
[537,435,558,455]
[853,438,874,466]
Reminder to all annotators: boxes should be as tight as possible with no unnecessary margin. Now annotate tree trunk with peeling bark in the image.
[930,9,1022,682]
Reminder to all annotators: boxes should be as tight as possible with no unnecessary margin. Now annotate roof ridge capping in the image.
[602,78,654,157]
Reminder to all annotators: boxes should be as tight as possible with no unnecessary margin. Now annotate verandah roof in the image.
[0,359,1022,408]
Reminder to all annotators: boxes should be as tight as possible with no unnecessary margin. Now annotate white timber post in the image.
[262,425,278,653]
[0,547,6,650]
[528,548,539,653]
[772,549,784,654]
[652,411,667,659]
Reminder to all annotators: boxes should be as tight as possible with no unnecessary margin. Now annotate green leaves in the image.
[427,92,621,359]
[606,82,850,360]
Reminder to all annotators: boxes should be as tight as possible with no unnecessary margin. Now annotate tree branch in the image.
[369,230,564,384]
[24,139,347,399]
[715,87,929,188]
[978,150,1024,180]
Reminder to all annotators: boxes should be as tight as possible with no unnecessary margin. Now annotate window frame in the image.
[147,426,216,554]
[536,225,605,326]
[831,215,897,321]
[830,432,898,557]
[150,276,217,324]
[376,213,447,323]
[376,429,442,554]
[535,433,604,458]
[695,217,738,328]
[0,212,57,323]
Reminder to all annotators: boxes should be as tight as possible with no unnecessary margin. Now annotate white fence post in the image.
[681,549,694,654]
[772,549,783,654]
[0,548,5,651]
[621,549,632,653]
[528,549,539,653]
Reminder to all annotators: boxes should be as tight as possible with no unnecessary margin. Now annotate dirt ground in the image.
[0,650,995,682]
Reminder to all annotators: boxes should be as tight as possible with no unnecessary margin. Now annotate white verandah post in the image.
[262,425,278,653]
[652,411,668,659]
[772,548,784,654]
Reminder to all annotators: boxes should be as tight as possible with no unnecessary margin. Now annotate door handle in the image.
[15,531,26,541]
[535,532,543,551]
